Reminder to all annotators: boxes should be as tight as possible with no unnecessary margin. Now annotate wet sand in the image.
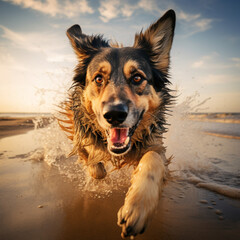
[0,119,240,240]
[0,116,52,139]
[0,117,34,139]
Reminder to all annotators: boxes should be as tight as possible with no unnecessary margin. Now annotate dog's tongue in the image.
[109,128,128,144]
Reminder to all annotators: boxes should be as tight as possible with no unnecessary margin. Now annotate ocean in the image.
[0,112,52,118]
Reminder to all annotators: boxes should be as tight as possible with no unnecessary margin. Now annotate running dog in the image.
[59,9,175,238]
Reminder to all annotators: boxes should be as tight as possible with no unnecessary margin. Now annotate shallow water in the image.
[0,112,52,118]
[196,121,240,137]
[164,106,240,192]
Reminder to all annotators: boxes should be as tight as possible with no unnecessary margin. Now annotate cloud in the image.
[192,53,218,69]
[137,0,159,12]
[202,74,239,85]
[231,57,240,68]
[46,53,75,63]
[98,0,213,36]
[98,0,120,22]
[0,25,44,52]
[178,11,212,34]
[178,11,201,22]
[192,60,204,68]
[0,25,75,63]
[3,0,94,18]
[4,0,214,36]
[192,53,240,70]
[178,12,213,36]
[98,0,161,23]
[194,18,212,32]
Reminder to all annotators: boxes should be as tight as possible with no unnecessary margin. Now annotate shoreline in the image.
[0,117,35,139]
[1,116,239,141]
[0,117,53,139]
[204,131,240,140]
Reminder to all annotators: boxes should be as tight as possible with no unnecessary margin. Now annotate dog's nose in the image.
[103,104,128,125]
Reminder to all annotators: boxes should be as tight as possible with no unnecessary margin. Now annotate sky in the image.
[0,0,239,113]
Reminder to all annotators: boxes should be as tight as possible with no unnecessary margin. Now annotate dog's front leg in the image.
[118,151,166,238]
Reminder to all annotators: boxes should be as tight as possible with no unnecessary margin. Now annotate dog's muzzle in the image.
[103,104,144,155]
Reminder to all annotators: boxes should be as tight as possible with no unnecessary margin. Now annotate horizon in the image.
[1,111,240,115]
[0,0,240,113]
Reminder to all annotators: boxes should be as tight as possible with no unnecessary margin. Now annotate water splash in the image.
[29,90,240,198]
[30,118,132,195]
[164,92,212,174]
[163,92,240,198]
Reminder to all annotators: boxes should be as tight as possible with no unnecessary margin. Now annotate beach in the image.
[0,114,240,240]
[0,114,53,139]
[0,117,34,139]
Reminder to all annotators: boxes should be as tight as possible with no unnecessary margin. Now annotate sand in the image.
[0,118,240,240]
[0,116,52,139]
[0,117,34,139]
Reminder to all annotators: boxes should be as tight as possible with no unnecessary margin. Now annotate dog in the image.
[58,9,175,238]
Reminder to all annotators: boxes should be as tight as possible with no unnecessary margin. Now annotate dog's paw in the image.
[88,162,107,179]
[117,199,149,238]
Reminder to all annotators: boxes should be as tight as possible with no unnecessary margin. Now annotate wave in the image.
[189,112,240,124]
[204,131,240,140]
[0,112,52,118]
[188,176,240,199]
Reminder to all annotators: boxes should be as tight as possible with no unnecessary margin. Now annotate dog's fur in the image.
[59,9,175,238]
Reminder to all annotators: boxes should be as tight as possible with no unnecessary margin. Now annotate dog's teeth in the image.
[124,136,130,145]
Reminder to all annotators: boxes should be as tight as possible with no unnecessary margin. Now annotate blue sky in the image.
[0,0,239,113]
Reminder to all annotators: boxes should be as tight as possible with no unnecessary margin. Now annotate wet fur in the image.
[59,9,175,238]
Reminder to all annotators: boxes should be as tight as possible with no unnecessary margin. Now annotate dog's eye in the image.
[132,74,143,85]
[94,75,103,85]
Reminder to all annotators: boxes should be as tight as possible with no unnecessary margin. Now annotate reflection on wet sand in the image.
[0,137,240,240]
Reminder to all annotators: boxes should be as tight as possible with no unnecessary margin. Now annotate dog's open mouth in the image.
[107,128,131,155]
[106,111,145,155]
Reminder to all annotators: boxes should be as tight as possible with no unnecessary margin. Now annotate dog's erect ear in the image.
[66,24,109,60]
[133,9,175,74]
[67,24,83,40]
[66,24,109,85]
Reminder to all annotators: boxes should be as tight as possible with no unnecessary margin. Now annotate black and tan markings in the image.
[61,10,176,239]
[85,48,155,98]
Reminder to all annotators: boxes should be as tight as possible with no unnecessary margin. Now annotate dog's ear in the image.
[67,25,109,86]
[67,24,109,59]
[67,24,83,40]
[133,9,175,74]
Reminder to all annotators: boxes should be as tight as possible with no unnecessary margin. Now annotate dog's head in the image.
[67,10,175,156]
